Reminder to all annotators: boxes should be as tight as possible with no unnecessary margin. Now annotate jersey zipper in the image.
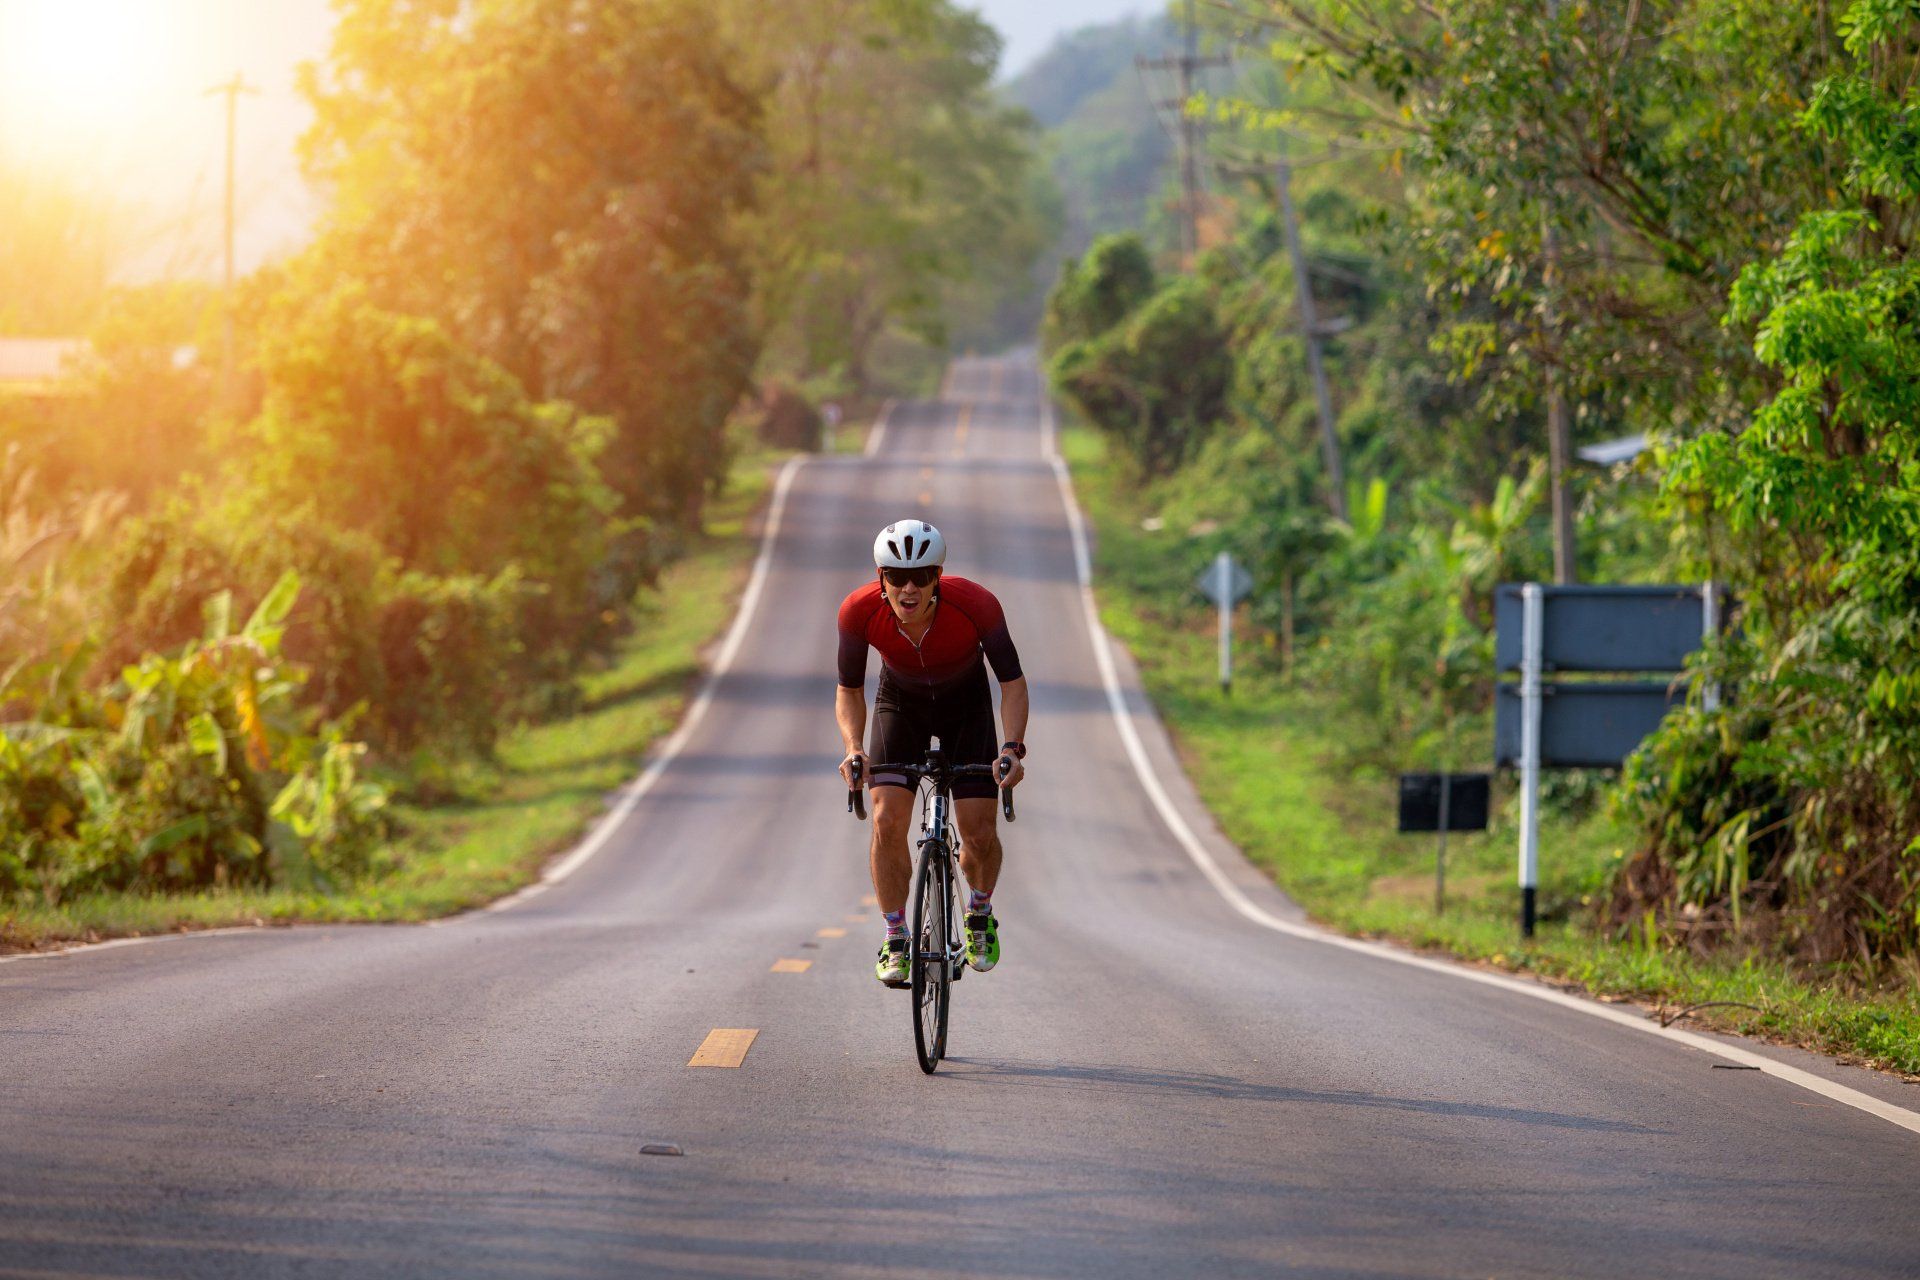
[894,601,939,701]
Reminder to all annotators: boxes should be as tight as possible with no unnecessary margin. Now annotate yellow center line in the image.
[688,1028,758,1068]
[845,914,869,923]
[917,489,932,506]
[860,894,878,906]
[770,958,812,974]
[918,467,932,481]
[817,926,847,938]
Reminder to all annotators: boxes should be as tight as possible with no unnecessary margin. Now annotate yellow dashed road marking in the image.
[689,1028,758,1068]
[817,927,847,938]
[845,914,869,923]
[860,894,878,906]
[770,958,812,974]
[918,467,933,481]
[917,490,933,506]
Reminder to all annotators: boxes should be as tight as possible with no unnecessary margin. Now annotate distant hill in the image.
[1004,15,1177,260]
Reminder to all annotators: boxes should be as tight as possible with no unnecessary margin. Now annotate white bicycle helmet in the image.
[873,519,946,569]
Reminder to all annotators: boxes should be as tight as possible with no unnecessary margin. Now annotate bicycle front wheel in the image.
[909,836,951,1074]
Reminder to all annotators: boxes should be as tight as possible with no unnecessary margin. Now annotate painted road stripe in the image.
[473,453,810,916]
[863,399,897,458]
[770,959,812,974]
[689,1028,758,1068]
[1039,383,1920,1140]
[817,927,847,939]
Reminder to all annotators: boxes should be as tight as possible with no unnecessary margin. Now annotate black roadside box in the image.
[1397,773,1490,833]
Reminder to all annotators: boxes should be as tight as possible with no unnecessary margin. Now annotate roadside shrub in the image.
[1051,276,1231,477]
[0,574,388,900]
[1042,233,1156,352]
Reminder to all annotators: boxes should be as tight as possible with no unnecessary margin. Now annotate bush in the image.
[0,574,387,900]
[1043,233,1157,352]
[1050,276,1231,477]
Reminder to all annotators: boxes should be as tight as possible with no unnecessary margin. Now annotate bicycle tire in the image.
[910,835,951,1073]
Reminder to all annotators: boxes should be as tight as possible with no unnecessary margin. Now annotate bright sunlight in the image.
[0,0,182,148]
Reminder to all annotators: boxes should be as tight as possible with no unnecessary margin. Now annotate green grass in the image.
[0,454,781,951]
[1065,424,1920,1077]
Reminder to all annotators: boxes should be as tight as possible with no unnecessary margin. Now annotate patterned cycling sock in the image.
[882,908,907,939]
[966,889,992,917]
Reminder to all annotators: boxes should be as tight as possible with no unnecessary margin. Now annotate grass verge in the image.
[1065,424,1920,1078]
[0,454,782,952]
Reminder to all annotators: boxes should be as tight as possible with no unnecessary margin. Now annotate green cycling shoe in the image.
[875,936,910,988]
[963,911,1000,972]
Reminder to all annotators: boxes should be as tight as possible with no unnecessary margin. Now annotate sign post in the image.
[1196,552,1252,694]
[1517,584,1543,938]
[1396,772,1490,913]
[1495,581,1726,940]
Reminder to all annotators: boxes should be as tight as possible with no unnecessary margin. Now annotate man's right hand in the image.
[839,750,868,789]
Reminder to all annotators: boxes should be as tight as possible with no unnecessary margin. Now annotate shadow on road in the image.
[937,1057,1664,1134]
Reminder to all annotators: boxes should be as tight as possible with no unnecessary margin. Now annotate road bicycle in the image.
[849,739,1014,1073]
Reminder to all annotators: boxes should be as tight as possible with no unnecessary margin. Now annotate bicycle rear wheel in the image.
[909,836,951,1073]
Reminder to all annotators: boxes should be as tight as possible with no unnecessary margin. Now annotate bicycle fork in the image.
[920,792,965,981]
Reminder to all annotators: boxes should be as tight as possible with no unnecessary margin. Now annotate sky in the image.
[0,0,1152,290]
[977,0,1151,78]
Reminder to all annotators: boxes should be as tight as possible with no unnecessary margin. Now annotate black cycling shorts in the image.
[867,660,1000,800]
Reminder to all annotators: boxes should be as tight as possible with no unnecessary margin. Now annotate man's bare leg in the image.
[954,798,1004,971]
[954,798,1002,896]
[869,786,915,914]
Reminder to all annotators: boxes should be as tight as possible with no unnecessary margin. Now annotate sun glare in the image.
[0,0,182,149]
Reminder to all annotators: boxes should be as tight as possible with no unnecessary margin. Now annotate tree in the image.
[717,0,1049,391]
[1617,2,1920,962]
[299,0,762,527]
[1051,274,1232,477]
[1043,233,1158,351]
[0,153,125,335]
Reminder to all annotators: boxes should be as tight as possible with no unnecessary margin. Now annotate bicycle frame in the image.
[845,737,1013,1073]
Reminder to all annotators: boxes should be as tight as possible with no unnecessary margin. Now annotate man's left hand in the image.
[996,750,1025,789]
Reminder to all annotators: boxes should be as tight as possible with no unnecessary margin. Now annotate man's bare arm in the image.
[998,676,1029,746]
[996,676,1029,787]
[836,685,868,786]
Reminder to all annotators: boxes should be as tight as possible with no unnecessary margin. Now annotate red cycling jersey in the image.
[836,575,1023,697]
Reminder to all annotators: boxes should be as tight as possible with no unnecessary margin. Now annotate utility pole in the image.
[1541,0,1577,582]
[205,73,257,413]
[1137,1,1230,262]
[1276,139,1348,521]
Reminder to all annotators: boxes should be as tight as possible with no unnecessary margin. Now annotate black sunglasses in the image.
[881,567,939,588]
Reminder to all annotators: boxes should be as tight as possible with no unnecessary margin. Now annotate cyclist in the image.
[836,519,1027,987]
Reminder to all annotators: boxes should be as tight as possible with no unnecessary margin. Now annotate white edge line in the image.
[476,452,808,914]
[863,399,896,458]
[1039,393,1920,1139]
[1,454,812,963]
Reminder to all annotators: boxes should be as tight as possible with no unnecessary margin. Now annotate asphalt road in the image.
[3,354,1917,1279]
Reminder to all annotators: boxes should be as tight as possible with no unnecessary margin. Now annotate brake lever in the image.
[847,759,866,820]
[997,757,1016,823]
